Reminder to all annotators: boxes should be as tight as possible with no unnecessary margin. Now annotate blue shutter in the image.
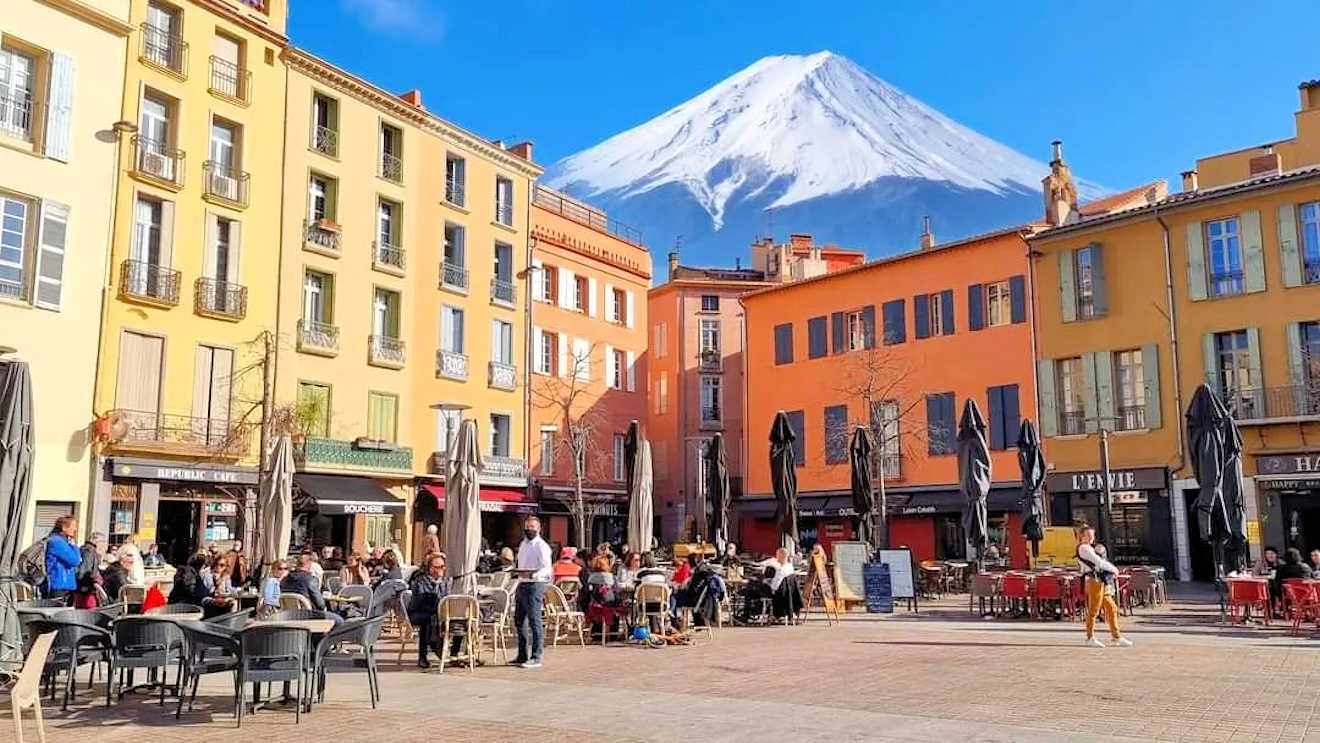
[824,405,848,464]
[45,53,76,163]
[1090,245,1108,316]
[926,396,941,455]
[882,299,905,345]
[941,290,955,334]
[807,316,827,359]
[942,393,956,453]
[831,312,845,354]
[861,305,876,349]
[913,294,930,339]
[1009,275,1027,324]
[968,283,984,331]
[1002,384,1020,449]
[987,386,1004,450]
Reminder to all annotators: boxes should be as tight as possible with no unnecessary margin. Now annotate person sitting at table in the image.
[1273,548,1313,611]
[671,554,695,588]
[498,547,516,572]
[116,534,146,586]
[281,553,327,611]
[102,551,139,606]
[258,560,289,619]
[585,552,618,607]
[1310,548,1320,574]
[553,546,582,581]
[757,547,803,622]
[373,549,403,582]
[141,542,166,568]
[407,552,463,669]
[230,552,253,590]
[615,551,643,589]
[1252,546,1280,578]
[324,546,346,573]
[339,552,371,586]
[170,553,236,618]
[213,554,236,596]
[304,550,325,586]
[674,554,724,627]
[637,554,668,586]
[719,542,739,567]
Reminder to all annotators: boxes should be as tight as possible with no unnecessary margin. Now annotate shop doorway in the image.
[934,515,965,560]
[1183,489,1216,581]
[1283,493,1320,554]
[157,499,200,565]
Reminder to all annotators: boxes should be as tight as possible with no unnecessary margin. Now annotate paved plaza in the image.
[18,590,1320,743]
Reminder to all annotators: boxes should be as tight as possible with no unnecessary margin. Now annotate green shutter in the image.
[1246,327,1262,396]
[1082,352,1099,434]
[1186,221,1208,301]
[1058,249,1077,323]
[1278,203,1303,288]
[1241,209,1266,293]
[1286,322,1307,414]
[1141,343,1162,429]
[1090,243,1108,317]
[1203,333,1221,396]
[1094,350,1115,430]
[1036,359,1058,437]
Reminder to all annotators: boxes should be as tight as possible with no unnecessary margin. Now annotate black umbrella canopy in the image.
[0,360,33,571]
[849,426,875,547]
[1016,419,1046,555]
[770,411,800,553]
[705,433,730,550]
[957,398,991,560]
[623,420,640,498]
[1221,410,1249,573]
[1186,384,1230,544]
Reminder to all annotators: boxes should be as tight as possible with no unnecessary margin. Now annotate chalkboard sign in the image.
[862,561,893,613]
[831,541,869,602]
[810,551,835,602]
[875,549,915,600]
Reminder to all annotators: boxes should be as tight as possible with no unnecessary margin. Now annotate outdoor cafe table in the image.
[137,610,205,621]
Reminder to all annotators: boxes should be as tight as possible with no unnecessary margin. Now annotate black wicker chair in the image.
[175,620,241,719]
[205,608,253,631]
[106,617,185,707]
[26,613,112,710]
[236,624,312,727]
[312,614,387,707]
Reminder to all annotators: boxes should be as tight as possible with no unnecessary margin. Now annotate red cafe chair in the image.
[1000,573,1035,618]
[1034,573,1068,619]
[1282,581,1319,636]
[1226,579,1270,626]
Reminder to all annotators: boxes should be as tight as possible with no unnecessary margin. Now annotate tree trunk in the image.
[254,331,274,571]
[573,473,586,548]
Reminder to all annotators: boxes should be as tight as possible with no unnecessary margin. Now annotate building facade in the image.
[528,186,650,550]
[2,0,132,545]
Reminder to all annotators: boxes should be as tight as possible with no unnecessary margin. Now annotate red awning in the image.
[420,484,536,514]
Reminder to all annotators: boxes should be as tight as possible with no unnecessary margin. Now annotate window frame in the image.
[700,294,719,312]
[984,280,1012,327]
[539,429,555,476]
[610,348,625,390]
[0,42,40,143]
[1075,245,1095,319]
[1056,356,1085,435]
[0,192,33,300]
[489,412,511,457]
[1299,201,1320,284]
[699,318,720,354]
[700,375,721,422]
[1113,348,1146,431]
[1204,216,1244,297]
[613,434,626,482]
[295,380,332,438]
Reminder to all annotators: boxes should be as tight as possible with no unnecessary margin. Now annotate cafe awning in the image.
[420,484,538,514]
[889,484,1022,516]
[293,474,406,515]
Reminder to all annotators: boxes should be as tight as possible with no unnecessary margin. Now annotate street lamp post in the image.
[1097,427,1114,550]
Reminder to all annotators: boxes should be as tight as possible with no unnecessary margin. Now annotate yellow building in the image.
[89,0,289,562]
[1030,84,1320,580]
[2,0,132,544]
[276,49,541,559]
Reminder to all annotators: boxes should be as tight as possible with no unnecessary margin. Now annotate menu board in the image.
[875,549,915,600]
[831,541,869,602]
[810,551,835,602]
[863,561,893,613]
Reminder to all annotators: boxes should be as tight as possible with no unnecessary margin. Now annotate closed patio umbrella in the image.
[256,434,295,571]
[705,434,731,552]
[627,439,654,555]
[770,411,800,553]
[0,360,33,665]
[1187,384,1245,578]
[1220,400,1249,574]
[848,426,875,548]
[444,419,484,595]
[957,398,991,566]
[1016,419,1046,559]
[623,420,639,497]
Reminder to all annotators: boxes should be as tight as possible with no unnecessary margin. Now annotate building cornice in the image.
[194,0,289,46]
[647,278,775,297]
[284,47,544,180]
[37,0,134,35]
[531,221,651,281]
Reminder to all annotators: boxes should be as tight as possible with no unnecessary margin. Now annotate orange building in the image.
[528,186,651,548]
[741,225,1039,561]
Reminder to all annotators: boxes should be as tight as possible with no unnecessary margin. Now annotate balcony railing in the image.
[380,151,402,182]
[299,437,413,474]
[532,185,644,245]
[140,23,187,76]
[1210,270,1244,297]
[203,161,249,207]
[1226,384,1320,420]
[194,277,247,319]
[304,219,341,254]
[119,260,180,306]
[312,125,338,157]
[368,335,406,367]
[1305,260,1320,285]
[132,135,184,186]
[436,349,469,381]
[445,175,465,207]
[298,319,339,354]
[879,453,902,480]
[0,89,40,142]
[430,450,527,483]
[488,361,517,391]
[208,56,250,102]
[698,348,722,372]
[1116,404,1146,431]
[373,241,405,273]
[490,278,516,306]
[108,409,249,456]
[1059,410,1086,436]
[439,261,468,291]
[700,406,722,429]
[495,201,514,226]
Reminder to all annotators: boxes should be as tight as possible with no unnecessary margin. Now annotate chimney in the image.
[508,141,534,161]
[1300,79,1320,111]
[735,257,741,270]
[398,89,423,108]
[490,139,504,149]
[1249,147,1282,178]
[1180,170,1199,192]
[920,215,935,250]
[667,251,679,280]
[1042,139,1079,227]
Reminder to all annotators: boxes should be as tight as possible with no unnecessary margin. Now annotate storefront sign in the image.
[1256,454,1320,476]
[594,503,621,517]
[900,505,936,515]
[1257,478,1320,491]
[1046,467,1166,493]
[111,458,259,486]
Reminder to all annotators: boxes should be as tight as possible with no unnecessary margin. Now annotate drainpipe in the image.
[1155,209,1187,475]
[523,204,535,479]
[676,289,687,542]
[737,295,749,542]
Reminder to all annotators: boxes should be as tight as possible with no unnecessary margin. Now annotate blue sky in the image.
[298,0,1316,191]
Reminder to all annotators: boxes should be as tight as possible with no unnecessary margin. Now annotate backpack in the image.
[16,536,49,589]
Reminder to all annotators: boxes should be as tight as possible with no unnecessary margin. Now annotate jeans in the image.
[514,581,547,662]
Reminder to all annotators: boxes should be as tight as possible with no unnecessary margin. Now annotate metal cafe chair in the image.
[436,595,481,673]
[106,617,185,708]
[236,624,312,727]
[28,611,112,711]
[174,620,240,719]
[312,614,387,707]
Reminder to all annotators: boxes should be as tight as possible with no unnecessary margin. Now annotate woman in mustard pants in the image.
[1075,526,1133,647]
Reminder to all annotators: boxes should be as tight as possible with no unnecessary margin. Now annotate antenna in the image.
[765,207,775,240]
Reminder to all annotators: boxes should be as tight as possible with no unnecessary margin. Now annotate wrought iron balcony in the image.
[495,201,514,226]
[879,453,902,480]
[298,319,339,355]
[1210,270,1244,297]
[194,277,247,320]
[490,278,516,306]
[1305,260,1320,285]
[140,23,188,76]
[0,89,40,142]
[380,151,403,182]
[107,409,249,457]
[436,349,469,381]
[439,261,468,291]
[698,348,722,372]
[1059,410,1086,436]
[208,56,250,102]
[119,260,180,306]
[699,406,722,430]
[303,219,341,255]
[312,125,338,157]
[372,241,405,274]
[299,437,413,474]
[429,450,527,483]
[1116,404,1147,431]
[368,335,405,368]
[445,175,465,207]
[203,161,249,207]
[1225,384,1320,421]
[488,361,517,391]
[132,135,185,186]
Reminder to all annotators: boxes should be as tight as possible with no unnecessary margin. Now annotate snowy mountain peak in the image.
[546,51,1102,231]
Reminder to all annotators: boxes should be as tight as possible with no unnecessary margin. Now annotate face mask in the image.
[524,529,537,540]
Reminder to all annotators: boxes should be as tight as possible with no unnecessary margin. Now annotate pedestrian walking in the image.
[1076,526,1132,647]
[512,515,552,669]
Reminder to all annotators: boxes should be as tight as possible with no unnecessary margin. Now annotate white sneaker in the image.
[521,659,543,669]
[1084,637,1105,647]
[1111,637,1133,647]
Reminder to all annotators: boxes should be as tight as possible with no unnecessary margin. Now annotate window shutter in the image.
[1090,244,1108,317]
[33,201,70,310]
[1082,352,1099,433]
[926,395,943,454]
[1142,343,1162,429]
[1202,333,1220,397]
[588,277,598,317]
[1285,323,1307,414]
[227,219,242,283]
[1093,349,1115,430]
[987,386,1004,450]
[1002,384,1020,448]
[160,200,177,266]
[603,282,614,319]
[560,269,575,309]
[532,325,543,373]
[492,321,503,364]
[558,334,568,379]
[1278,203,1303,288]
[1241,209,1266,293]
[604,344,615,386]
[861,304,876,348]
[191,345,212,423]
[625,291,635,328]
[1186,221,1208,301]
[1036,359,1058,437]
[882,299,905,344]
[44,52,76,162]
[626,351,635,392]
[1246,327,1262,392]
[913,294,930,339]
[1058,249,1077,323]
[824,405,848,464]
[967,283,984,331]
[1009,275,1027,324]
[830,312,844,354]
[774,323,794,365]
[807,316,826,359]
[531,258,544,300]
[941,290,955,334]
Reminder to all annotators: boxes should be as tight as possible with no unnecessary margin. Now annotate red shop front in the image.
[886,484,1028,569]
[415,484,538,560]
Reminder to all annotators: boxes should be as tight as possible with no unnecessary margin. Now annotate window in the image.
[307,174,337,222]
[379,123,402,182]
[211,32,244,100]
[143,1,183,73]
[377,199,398,248]
[701,376,721,422]
[654,374,668,414]
[700,295,719,312]
[613,434,626,482]
[0,44,36,140]
[489,413,511,457]
[192,345,233,445]
[986,384,1020,451]
[312,94,338,156]
[537,330,557,375]
[928,293,947,335]
[114,331,164,424]
[367,392,398,442]
[570,338,590,383]
[925,392,955,455]
[1114,349,1146,430]
[372,288,400,339]
[206,118,243,202]
[1205,217,1243,297]
[785,410,805,466]
[1215,330,1255,415]
[0,194,31,299]
[700,319,720,354]
[445,154,465,206]
[985,280,1012,327]
[540,430,555,475]
[441,222,466,288]
[439,305,464,354]
[880,300,902,345]
[610,288,626,324]
[871,400,900,475]
[1075,245,1097,319]
[847,311,865,351]
[126,196,170,298]
[574,275,588,312]
[610,348,625,389]
[540,264,557,303]
[295,382,331,438]
[492,319,513,365]
[302,270,331,324]
[137,92,177,181]
[773,323,794,365]
[1057,357,1085,435]
[494,176,514,226]
[1304,322,1320,387]
[824,404,848,464]
[1299,202,1320,284]
[493,241,513,281]
[652,322,667,358]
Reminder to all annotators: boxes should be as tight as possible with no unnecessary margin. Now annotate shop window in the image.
[109,483,138,547]
[204,500,238,543]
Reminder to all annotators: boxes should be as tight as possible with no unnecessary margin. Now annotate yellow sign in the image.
[1246,520,1260,544]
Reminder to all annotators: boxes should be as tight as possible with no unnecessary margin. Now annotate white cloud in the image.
[339,0,443,38]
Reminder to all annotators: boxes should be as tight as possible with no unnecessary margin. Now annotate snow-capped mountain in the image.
[545,51,1104,262]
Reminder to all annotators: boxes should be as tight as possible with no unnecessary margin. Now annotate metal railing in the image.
[140,23,188,76]
[298,319,339,353]
[380,151,402,182]
[430,450,527,481]
[312,125,338,157]
[490,278,516,305]
[1210,270,1244,297]
[1225,384,1320,420]
[0,89,39,141]
[208,56,249,101]
[533,186,644,245]
[119,259,180,305]
[698,348,721,371]
[439,261,468,290]
[132,135,184,185]
[108,409,248,453]
[701,406,722,423]
[436,349,469,381]
[303,219,341,253]
[369,335,406,366]
[495,200,514,226]
[373,241,406,272]
[1116,404,1146,431]
[0,276,21,299]
[879,453,901,479]
[1305,260,1320,285]
[445,175,465,207]
[203,161,249,206]
[1059,410,1086,435]
[194,277,247,319]
[488,361,517,391]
